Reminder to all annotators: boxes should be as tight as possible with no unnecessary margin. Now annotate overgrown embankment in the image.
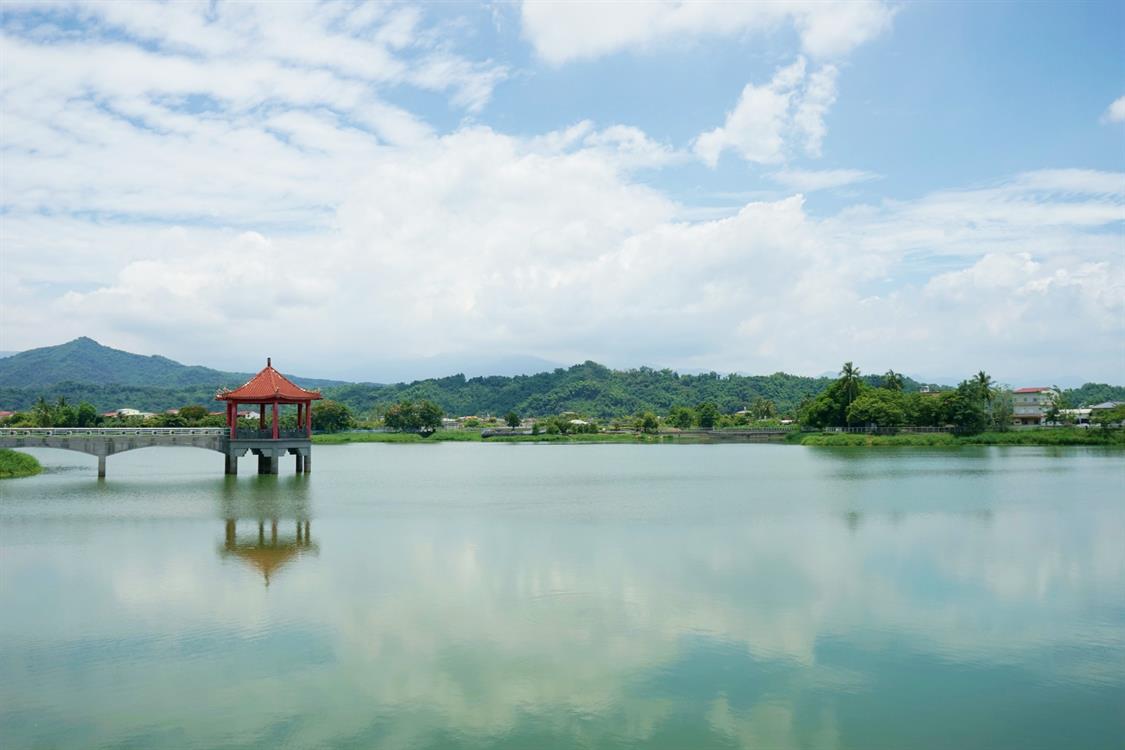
[799,429,1124,447]
[0,449,42,478]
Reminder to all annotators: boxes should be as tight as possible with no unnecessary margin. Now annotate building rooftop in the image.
[217,358,322,403]
[1013,387,1053,393]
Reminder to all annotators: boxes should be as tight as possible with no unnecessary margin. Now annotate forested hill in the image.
[0,337,343,390]
[324,362,939,419]
[0,339,1121,417]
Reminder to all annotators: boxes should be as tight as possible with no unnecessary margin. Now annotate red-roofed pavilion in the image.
[217,358,322,441]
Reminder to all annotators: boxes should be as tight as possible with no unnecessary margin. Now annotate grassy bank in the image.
[799,429,1124,447]
[0,449,42,479]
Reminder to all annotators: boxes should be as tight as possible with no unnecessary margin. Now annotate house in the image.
[1012,387,1058,426]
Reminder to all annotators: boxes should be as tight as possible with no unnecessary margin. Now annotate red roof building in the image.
[216,358,321,440]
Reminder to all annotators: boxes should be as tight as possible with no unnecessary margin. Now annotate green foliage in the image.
[504,411,520,428]
[696,402,719,429]
[846,390,907,433]
[749,397,777,419]
[636,411,660,434]
[0,336,343,391]
[382,400,442,433]
[1093,405,1125,430]
[312,400,355,433]
[0,449,41,479]
[1062,383,1125,407]
[668,405,695,429]
[882,370,905,391]
[178,405,209,421]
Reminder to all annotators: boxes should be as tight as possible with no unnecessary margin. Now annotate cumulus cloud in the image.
[520,0,895,64]
[694,58,838,166]
[19,135,1125,381]
[1101,95,1125,124]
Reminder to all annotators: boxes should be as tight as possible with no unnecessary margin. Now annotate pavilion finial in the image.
[267,357,271,367]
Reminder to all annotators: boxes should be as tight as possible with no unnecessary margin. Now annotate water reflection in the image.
[1,445,1123,750]
[217,475,317,587]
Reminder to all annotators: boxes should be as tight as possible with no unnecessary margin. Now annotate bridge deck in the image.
[0,428,312,477]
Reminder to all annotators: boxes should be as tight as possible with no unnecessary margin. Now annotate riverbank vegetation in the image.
[800,429,1124,447]
[0,449,41,478]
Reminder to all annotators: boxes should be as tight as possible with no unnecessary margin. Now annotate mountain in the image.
[0,337,1120,417]
[0,337,344,390]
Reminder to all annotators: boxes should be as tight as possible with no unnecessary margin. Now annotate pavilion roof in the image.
[216,359,323,402]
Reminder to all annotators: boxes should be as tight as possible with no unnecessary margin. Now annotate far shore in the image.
[312,427,1124,448]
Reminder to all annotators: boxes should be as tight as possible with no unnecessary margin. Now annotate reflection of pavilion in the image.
[220,518,318,586]
[218,476,317,587]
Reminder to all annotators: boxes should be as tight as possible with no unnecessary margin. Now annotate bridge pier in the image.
[225,453,238,475]
[304,453,312,474]
[97,455,106,478]
[295,453,305,473]
[257,454,279,475]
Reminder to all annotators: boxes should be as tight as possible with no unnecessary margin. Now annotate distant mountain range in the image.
[0,337,1121,417]
[0,337,346,391]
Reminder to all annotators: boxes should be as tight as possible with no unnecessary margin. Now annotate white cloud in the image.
[770,169,879,192]
[520,0,894,64]
[695,58,838,166]
[11,134,1122,381]
[1101,95,1125,124]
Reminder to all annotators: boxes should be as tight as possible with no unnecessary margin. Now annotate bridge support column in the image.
[225,453,238,475]
[97,455,106,479]
[295,453,304,473]
[257,454,279,475]
[303,453,311,474]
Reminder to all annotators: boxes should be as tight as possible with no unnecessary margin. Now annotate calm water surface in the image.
[1,444,1123,749]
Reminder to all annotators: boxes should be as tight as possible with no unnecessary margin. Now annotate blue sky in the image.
[0,1,1122,384]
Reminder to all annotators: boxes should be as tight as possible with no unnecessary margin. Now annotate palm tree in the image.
[839,362,862,425]
[974,371,993,402]
[883,369,904,391]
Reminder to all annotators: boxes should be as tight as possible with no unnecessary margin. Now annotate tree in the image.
[1093,404,1125,430]
[882,370,904,391]
[636,411,659,434]
[989,388,1013,431]
[178,405,208,422]
[942,383,989,434]
[668,406,695,430]
[312,400,354,433]
[505,411,520,428]
[696,402,720,429]
[31,397,51,427]
[973,371,994,402]
[750,397,777,419]
[838,362,863,425]
[1043,387,1071,425]
[383,400,442,433]
[76,402,99,427]
[846,390,907,433]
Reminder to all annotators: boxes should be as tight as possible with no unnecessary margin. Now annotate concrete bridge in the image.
[0,427,312,478]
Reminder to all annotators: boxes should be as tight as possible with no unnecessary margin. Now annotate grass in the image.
[799,428,1124,447]
[0,448,42,479]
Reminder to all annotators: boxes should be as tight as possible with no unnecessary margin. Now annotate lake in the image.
[1,443,1123,749]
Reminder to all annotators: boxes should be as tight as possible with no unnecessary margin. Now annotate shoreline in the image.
[313,428,1124,448]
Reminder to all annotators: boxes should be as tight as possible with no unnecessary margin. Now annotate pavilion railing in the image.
[233,428,310,440]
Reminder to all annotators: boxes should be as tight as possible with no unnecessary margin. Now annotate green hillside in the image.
[0,338,1120,419]
[0,337,343,390]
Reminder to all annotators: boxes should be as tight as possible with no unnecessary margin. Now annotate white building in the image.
[1012,387,1058,426]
